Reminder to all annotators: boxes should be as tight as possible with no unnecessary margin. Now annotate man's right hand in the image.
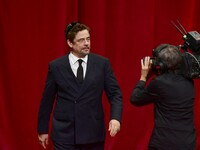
[140,56,151,81]
[38,134,49,149]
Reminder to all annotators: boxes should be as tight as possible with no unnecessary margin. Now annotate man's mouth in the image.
[82,47,90,51]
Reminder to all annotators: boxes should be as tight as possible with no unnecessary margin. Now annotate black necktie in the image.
[77,59,83,84]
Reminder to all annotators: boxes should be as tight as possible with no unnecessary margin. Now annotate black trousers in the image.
[53,141,104,150]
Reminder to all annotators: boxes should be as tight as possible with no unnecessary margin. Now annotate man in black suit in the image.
[130,44,196,150]
[37,22,122,150]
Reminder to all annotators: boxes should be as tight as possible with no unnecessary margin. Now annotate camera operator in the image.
[130,44,196,150]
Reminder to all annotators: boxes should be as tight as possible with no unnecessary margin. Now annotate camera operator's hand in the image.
[140,56,151,82]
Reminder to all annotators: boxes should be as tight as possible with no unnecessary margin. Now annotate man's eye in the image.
[78,39,84,42]
[76,37,90,43]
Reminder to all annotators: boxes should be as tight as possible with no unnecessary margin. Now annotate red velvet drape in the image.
[0,0,200,149]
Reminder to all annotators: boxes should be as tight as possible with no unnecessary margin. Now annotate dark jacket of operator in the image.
[131,72,196,150]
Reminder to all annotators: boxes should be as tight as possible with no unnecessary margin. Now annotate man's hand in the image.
[140,56,151,81]
[108,119,120,137]
[38,134,49,149]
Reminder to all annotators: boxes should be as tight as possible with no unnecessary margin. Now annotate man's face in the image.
[68,29,90,58]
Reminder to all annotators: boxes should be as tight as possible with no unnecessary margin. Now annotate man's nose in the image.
[84,39,90,45]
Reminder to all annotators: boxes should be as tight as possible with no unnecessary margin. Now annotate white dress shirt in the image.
[68,52,88,78]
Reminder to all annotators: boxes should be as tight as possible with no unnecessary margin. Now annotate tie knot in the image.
[78,59,83,65]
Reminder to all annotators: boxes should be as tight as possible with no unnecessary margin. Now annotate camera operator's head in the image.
[152,44,182,75]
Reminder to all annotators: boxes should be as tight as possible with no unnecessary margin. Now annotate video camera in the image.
[172,20,200,79]
[151,21,200,79]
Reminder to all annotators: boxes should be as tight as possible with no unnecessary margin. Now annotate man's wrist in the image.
[140,76,146,82]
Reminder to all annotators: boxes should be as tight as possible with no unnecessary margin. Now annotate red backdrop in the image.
[0,0,200,149]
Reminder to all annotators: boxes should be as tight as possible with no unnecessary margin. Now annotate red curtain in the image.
[1,0,200,149]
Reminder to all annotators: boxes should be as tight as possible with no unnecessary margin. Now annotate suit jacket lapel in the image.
[58,54,80,93]
[76,54,96,100]
[57,53,97,100]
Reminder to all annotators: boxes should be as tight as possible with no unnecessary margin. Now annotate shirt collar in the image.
[69,52,88,65]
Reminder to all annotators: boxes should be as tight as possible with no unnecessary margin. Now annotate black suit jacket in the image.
[131,72,196,149]
[37,53,122,144]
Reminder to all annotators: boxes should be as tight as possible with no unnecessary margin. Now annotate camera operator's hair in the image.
[65,22,90,43]
[156,44,182,70]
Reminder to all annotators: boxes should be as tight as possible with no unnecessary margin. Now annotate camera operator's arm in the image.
[130,56,158,106]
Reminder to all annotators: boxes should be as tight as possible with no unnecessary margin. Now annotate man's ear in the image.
[67,39,73,48]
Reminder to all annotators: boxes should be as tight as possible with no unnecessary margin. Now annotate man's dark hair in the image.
[157,44,182,70]
[65,22,90,43]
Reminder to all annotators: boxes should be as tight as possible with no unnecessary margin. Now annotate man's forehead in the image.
[75,30,90,38]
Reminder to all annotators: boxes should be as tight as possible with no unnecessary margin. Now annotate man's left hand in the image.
[108,119,120,137]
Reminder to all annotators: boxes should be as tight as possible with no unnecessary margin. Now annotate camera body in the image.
[176,31,200,79]
[151,31,200,78]
[184,31,200,55]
